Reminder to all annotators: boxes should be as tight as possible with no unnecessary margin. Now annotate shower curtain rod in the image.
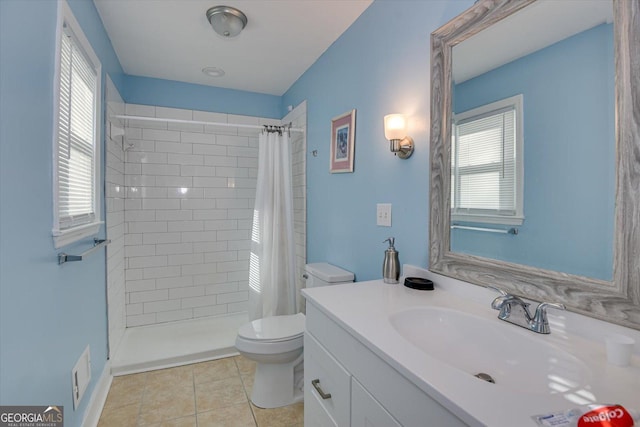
[111,115,304,133]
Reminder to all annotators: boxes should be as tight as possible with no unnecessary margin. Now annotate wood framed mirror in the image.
[429,0,639,329]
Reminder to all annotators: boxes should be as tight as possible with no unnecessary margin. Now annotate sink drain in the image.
[474,373,495,384]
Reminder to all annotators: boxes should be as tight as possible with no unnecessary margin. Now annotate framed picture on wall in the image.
[330,109,356,173]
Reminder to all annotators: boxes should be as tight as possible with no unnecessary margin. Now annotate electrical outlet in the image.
[377,203,392,227]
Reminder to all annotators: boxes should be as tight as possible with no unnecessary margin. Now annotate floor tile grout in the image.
[235,357,259,427]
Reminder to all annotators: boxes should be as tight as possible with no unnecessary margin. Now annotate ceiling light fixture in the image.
[202,66,225,77]
[206,5,248,38]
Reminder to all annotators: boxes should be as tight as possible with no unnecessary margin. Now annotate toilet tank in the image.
[304,263,354,288]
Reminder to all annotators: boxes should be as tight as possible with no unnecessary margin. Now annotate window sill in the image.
[53,222,103,249]
[451,213,524,226]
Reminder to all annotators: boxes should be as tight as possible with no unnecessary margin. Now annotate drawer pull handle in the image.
[311,379,332,399]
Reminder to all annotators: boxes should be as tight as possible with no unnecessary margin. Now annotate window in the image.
[451,95,524,225]
[52,1,102,248]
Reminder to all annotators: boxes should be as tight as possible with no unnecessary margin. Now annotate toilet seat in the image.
[237,313,305,343]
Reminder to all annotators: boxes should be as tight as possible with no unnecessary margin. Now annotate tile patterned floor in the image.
[98,355,304,427]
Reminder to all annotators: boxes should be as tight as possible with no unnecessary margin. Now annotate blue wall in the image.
[282,0,473,281]
[0,0,122,424]
[124,75,281,119]
[451,24,615,280]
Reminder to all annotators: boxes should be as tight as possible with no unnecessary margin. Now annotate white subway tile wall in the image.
[123,103,306,327]
[105,78,127,357]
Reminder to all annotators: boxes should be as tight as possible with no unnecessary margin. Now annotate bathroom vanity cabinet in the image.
[304,303,466,426]
[302,273,640,427]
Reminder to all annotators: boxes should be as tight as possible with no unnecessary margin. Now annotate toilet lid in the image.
[238,313,305,342]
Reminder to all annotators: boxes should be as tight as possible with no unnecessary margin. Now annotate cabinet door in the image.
[305,387,339,427]
[351,378,401,427]
[305,332,351,426]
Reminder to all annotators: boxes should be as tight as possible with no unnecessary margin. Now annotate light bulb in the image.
[384,114,406,140]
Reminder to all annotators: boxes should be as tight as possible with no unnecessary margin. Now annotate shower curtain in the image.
[248,129,297,321]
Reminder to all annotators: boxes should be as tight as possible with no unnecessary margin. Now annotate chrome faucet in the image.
[487,286,565,334]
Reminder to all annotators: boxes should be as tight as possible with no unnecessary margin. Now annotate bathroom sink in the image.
[389,307,591,395]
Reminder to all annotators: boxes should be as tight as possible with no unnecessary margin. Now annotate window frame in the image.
[52,0,103,249]
[451,94,524,226]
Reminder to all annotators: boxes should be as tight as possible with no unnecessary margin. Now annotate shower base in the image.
[111,312,248,376]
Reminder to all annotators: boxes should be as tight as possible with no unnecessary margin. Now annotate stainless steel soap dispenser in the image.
[382,237,400,284]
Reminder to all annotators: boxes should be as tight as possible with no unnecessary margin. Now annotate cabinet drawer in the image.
[304,332,351,427]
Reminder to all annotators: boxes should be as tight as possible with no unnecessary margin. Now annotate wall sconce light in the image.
[383,114,414,159]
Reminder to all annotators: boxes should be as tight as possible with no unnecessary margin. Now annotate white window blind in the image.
[56,27,97,230]
[53,2,102,248]
[452,95,524,225]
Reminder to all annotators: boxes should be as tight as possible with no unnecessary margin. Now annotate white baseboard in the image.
[82,360,112,427]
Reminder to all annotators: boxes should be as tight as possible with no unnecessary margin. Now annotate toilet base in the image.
[250,354,304,408]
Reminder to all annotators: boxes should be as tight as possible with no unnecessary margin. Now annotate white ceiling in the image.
[94,0,373,96]
[453,0,613,84]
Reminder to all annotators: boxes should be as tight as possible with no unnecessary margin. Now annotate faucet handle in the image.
[487,286,518,311]
[537,302,565,311]
[531,302,565,334]
[492,294,530,317]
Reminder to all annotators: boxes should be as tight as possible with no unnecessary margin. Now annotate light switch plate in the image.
[377,203,392,227]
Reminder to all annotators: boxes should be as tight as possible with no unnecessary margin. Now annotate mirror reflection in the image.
[450,0,614,280]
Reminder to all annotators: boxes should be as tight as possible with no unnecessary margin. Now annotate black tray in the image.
[404,277,434,291]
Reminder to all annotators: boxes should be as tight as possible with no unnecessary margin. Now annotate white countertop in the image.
[302,266,640,427]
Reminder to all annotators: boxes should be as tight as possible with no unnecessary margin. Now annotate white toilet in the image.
[235,262,354,408]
